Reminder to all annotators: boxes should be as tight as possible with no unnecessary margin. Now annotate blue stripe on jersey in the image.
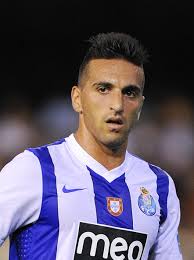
[87,166,133,230]
[149,164,169,225]
[9,145,60,260]
[28,146,59,259]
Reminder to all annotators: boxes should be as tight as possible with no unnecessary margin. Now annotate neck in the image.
[74,130,127,171]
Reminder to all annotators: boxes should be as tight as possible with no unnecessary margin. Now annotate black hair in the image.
[78,32,149,84]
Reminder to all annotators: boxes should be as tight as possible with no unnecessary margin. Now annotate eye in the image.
[122,86,141,98]
[124,89,134,97]
[97,85,110,94]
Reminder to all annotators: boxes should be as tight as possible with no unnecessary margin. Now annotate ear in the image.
[71,86,82,113]
[137,96,145,120]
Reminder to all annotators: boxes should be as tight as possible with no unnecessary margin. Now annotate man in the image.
[0,32,182,259]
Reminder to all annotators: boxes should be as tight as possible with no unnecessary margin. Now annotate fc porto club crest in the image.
[107,197,123,216]
[138,187,156,216]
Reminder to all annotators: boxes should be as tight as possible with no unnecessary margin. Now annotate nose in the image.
[110,90,124,114]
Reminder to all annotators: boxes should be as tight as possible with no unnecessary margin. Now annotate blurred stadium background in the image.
[0,0,193,259]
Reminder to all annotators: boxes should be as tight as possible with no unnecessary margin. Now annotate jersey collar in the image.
[65,134,132,182]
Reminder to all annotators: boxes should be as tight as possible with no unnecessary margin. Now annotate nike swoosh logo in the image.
[62,185,86,193]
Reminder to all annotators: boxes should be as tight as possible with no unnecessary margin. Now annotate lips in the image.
[106,117,123,125]
[106,117,124,131]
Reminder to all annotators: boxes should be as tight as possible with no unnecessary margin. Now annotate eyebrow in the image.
[92,81,143,91]
[92,81,112,88]
[122,85,142,94]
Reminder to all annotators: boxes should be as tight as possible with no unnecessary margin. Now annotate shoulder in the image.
[126,151,176,188]
[0,138,66,180]
[127,151,169,175]
[27,138,66,157]
[0,150,43,190]
[1,150,40,175]
[0,138,66,196]
[147,162,177,193]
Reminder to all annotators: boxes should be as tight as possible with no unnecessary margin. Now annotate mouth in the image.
[106,118,123,124]
[105,117,124,131]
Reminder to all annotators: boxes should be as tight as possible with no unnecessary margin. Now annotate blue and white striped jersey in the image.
[0,134,182,259]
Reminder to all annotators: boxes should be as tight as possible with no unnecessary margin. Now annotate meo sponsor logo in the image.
[74,222,147,260]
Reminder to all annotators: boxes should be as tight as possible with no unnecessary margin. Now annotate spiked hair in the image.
[78,32,148,84]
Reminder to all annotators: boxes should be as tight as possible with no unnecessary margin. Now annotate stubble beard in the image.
[101,118,138,151]
[99,129,130,152]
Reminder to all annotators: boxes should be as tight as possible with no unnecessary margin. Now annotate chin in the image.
[102,134,127,150]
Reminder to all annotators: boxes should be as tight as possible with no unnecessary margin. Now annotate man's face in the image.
[72,59,145,149]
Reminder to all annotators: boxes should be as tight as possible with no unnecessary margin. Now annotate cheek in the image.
[125,101,140,113]
[82,102,108,136]
[82,98,96,117]
[125,101,142,121]
[82,93,104,118]
[82,99,100,126]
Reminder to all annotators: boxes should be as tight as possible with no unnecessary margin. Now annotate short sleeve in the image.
[149,175,183,259]
[0,150,42,246]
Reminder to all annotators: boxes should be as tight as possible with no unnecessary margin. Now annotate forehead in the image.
[85,59,145,88]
